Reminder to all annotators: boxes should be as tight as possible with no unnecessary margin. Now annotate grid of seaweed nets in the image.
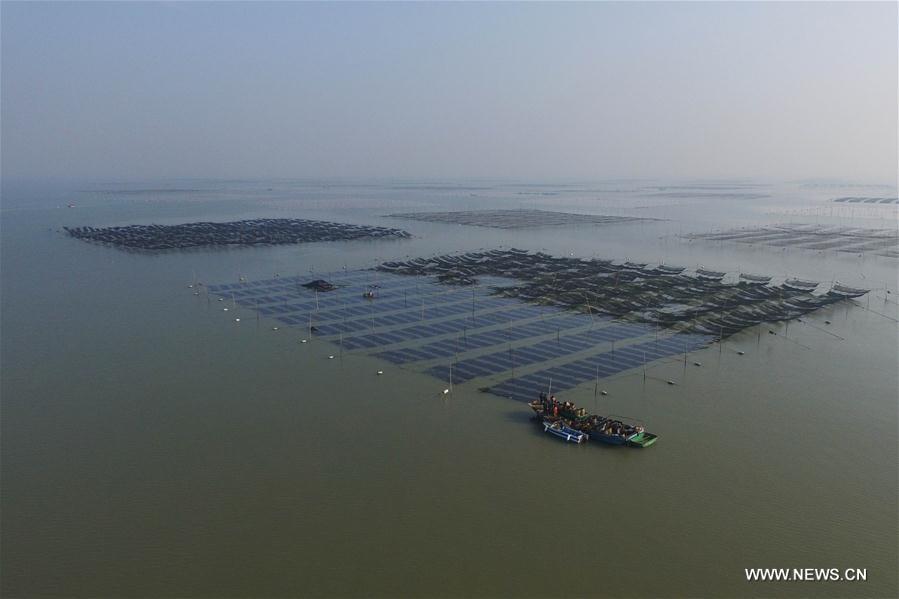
[378,249,863,338]
[64,218,411,250]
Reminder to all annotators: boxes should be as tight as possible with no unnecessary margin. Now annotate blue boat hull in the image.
[543,422,587,444]
[590,432,628,445]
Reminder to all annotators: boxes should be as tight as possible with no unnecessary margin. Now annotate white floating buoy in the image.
[442,389,450,395]
[600,390,608,396]
[693,361,702,366]
[188,284,194,289]
[235,318,240,322]
[217,297,224,302]
[328,355,335,359]
[666,380,676,385]
[223,307,229,311]
[376,370,384,375]
[300,339,308,344]
[737,350,745,355]
[272,327,279,331]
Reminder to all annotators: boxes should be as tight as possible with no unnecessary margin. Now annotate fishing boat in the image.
[653,264,685,275]
[621,261,648,272]
[695,267,726,281]
[574,414,638,446]
[783,278,819,292]
[739,273,772,284]
[827,282,868,298]
[585,426,629,446]
[529,395,658,448]
[542,420,588,444]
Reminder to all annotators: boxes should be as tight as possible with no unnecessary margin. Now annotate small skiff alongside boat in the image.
[543,420,588,444]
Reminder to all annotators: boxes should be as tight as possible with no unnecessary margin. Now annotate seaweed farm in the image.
[64,218,411,250]
[386,208,650,229]
[206,249,864,403]
[832,196,899,204]
[378,250,863,336]
[8,178,899,599]
[684,223,899,258]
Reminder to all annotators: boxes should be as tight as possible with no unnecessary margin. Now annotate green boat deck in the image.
[627,432,658,448]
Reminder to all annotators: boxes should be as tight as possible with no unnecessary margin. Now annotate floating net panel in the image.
[486,333,712,402]
[374,312,589,364]
[427,322,652,383]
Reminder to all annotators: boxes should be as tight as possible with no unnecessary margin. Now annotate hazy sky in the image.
[2,2,896,182]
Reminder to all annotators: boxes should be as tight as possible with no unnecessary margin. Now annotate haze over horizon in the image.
[2,2,896,184]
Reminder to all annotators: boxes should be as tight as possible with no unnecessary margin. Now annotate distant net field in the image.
[65,218,410,250]
[387,209,651,229]
[685,224,899,258]
[205,250,861,402]
[832,196,899,204]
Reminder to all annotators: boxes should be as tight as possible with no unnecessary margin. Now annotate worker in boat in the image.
[553,404,559,418]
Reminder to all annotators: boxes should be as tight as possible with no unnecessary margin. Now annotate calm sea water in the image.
[2,178,897,597]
